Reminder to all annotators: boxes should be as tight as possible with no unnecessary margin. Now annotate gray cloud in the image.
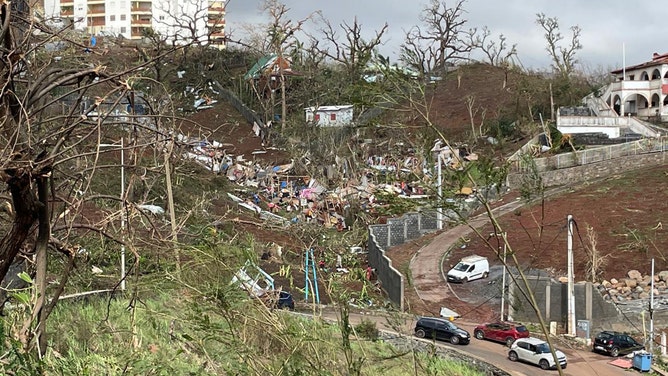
[225,0,666,71]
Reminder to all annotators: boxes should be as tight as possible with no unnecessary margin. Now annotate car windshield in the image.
[535,343,551,354]
[516,325,528,332]
[453,262,470,271]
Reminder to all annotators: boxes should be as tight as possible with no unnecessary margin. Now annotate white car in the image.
[508,337,567,370]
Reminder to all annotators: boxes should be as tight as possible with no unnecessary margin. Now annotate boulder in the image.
[659,271,668,282]
[602,280,612,288]
[610,278,619,285]
[558,276,568,283]
[628,270,642,280]
[625,278,638,289]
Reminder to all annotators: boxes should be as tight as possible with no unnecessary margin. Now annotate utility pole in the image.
[437,153,443,230]
[650,258,655,355]
[500,232,507,321]
[567,215,575,336]
[120,138,126,291]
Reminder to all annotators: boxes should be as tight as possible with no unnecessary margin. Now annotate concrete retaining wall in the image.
[508,151,667,189]
[368,210,439,310]
[508,276,639,335]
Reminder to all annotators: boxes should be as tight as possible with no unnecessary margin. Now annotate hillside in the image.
[191,62,667,316]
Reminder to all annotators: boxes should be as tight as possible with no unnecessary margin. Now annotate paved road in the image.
[405,192,635,375]
[317,309,632,376]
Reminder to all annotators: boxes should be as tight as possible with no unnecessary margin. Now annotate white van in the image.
[447,255,489,283]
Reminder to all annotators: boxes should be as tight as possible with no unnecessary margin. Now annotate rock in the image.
[658,271,668,282]
[625,279,638,289]
[628,270,642,280]
[558,276,568,283]
[611,278,618,284]
[635,286,644,293]
[640,292,650,299]
[602,280,611,288]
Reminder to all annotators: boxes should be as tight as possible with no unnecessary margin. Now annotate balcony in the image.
[131,18,151,25]
[130,6,151,14]
[60,8,74,16]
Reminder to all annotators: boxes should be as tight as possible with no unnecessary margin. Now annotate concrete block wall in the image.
[368,210,438,310]
[509,276,641,336]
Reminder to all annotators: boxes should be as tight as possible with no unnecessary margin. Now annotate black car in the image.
[414,317,470,345]
[593,331,644,357]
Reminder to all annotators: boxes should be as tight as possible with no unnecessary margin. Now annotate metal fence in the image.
[512,136,668,173]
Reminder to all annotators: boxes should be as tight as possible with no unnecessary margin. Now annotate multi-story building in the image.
[606,52,668,121]
[45,0,225,48]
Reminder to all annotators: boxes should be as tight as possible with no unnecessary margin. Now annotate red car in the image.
[474,321,530,347]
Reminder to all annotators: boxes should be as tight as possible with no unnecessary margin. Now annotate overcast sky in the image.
[225,0,665,72]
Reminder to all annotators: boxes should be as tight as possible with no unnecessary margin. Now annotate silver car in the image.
[508,337,567,370]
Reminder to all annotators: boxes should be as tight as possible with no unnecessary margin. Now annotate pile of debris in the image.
[595,269,668,302]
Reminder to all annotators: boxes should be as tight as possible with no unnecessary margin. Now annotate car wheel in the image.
[610,347,620,357]
[450,335,461,345]
[483,271,489,279]
[539,359,550,370]
[474,330,485,340]
[508,351,518,362]
[415,329,426,338]
[505,337,515,347]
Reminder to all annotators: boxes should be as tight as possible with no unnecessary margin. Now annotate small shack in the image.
[305,105,354,127]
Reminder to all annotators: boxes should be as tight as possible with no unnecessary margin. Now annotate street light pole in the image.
[120,138,126,291]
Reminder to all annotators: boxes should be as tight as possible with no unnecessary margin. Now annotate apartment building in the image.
[44,0,225,48]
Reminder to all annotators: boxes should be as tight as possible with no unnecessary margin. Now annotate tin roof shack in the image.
[245,53,300,98]
[305,105,354,127]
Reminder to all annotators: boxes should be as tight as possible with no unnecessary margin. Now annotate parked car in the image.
[474,321,530,346]
[592,331,644,357]
[446,255,489,283]
[508,337,567,370]
[414,317,470,345]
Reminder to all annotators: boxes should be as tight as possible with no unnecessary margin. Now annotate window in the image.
[120,26,126,33]
[110,15,115,21]
[330,113,336,121]
[120,14,126,20]
[159,15,165,20]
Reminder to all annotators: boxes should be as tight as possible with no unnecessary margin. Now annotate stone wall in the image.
[508,151,667,189]
[380,332,511,376]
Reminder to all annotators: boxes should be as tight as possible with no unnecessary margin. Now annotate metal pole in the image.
[567,215,575,336]
[120,138,126,291]
[437,154,443,230]
[500,232,507,321]
[651,258,655,355]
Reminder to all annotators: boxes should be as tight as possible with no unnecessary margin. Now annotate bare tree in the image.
[262,0,312,130]
[311,15,388,81]
[0,3,189,355]
[477,26,517,67]
[400,0,477,76]
[536,13,582,78]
